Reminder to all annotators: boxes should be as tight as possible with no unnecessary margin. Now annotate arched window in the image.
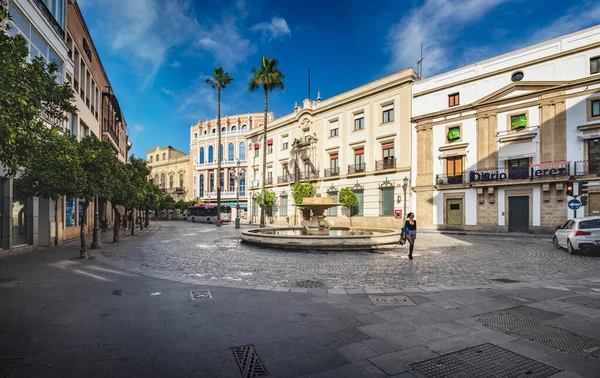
[231,125,237,132]
[203,130,207,135]
[240,178,246,196]
[199,147,205,164]
[179,174,184,188]
[241,124,248,131]
[239,142,246,160]
[150,156,153,162]
[228,143,234,160]
[212,128,216,134]
[162,153,166,160]
[229,171,235,192]
[169,175,174,188]
[199,174,205,197]
[208,145,214,162]
[154,174,158,185]
[220,144,224,162]
[156,154,159,161]
[160,173,165,189]
[221,126,226,133]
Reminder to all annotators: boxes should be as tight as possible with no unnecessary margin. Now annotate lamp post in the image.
[234,160,246,229]
[91,195,102,249]
[402,177,409,220]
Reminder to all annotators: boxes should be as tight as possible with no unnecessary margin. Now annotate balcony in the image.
[102,120,119,150]
[574,160,599,176]
[74,80,79,91]
[324,168,340,178]
[376,158,396,171]
[278,175,291,184]
[195,160,247,170]
[203,191,238,199]
[193,129,249,142]
[436,173,468,185]
[250,180,260,188]
[348,163,366,175]
[436,161,571,185]
[175,187,186,193]
[265,177,274,185]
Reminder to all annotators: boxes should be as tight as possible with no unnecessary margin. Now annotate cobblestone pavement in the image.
[98,221,600,292]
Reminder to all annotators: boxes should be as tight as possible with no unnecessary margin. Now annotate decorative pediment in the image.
[473,81,565,106]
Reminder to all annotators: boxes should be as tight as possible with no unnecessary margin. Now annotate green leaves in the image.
[205,67,234,91]
[248,55,285,93]
[291,182,316,209]
[339,187,359,209]
[254,189,277,208]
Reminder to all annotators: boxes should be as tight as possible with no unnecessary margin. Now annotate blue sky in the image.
[78,0,600,159]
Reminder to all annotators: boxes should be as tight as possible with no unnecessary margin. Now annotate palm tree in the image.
[206,67,234,227]
[249,55,284,228]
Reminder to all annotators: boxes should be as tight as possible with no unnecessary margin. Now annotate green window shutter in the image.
[353,191,364,216]
[381,188,394,216]
[329,193,338,216]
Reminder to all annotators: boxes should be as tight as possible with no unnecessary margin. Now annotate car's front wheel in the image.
[567,240,577,255]
[553,236,561,249]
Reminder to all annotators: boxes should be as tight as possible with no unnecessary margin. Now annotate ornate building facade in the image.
[147,146,190,201]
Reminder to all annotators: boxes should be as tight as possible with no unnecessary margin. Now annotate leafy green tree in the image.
[206,67,234,227]
[108,161,133,242]
[248,55,284,228]
[254,189,277,216]
[160,195,176,220]
[0,2,76,174]
[339,187,359,226]
[291,182,315,209]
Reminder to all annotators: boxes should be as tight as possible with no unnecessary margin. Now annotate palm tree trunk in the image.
[260,86,268,228]
[216,87,222,227]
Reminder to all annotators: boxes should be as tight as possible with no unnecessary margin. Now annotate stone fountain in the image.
[240,196,400,250]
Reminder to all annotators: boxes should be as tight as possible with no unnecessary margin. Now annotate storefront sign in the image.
[447,127,460,141]
[470,166,568,182]
[394,209,402,219]
[66,199,75,227]
[511,114,527,130]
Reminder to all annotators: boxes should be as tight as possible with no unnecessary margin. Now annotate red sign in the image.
[267,139,273,145]
[394,209,402,219]
[253,144,260,150]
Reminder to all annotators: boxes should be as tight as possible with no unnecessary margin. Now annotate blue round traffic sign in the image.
[568,199,582,210]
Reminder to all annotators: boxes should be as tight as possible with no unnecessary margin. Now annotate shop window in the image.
[591,56,600,75]
[448,93,459,107]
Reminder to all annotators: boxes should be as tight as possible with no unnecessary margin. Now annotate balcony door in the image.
[588,139,600,174]
[446,156,463,184]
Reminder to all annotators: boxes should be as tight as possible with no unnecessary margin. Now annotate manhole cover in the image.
[0,358,23,378]
[558,295,600,310]
[491,278,521,283]
[410,343,560,378]
[529,327,600,357]
[494,294,534,304]
[231,344,269,377]
[479,306,563,322]
[479,314,554,336]
[369,295,417,307]
[294,280,325,288]
[191,289,212,300]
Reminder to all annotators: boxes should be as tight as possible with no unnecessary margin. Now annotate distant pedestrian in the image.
[405,212,417,260]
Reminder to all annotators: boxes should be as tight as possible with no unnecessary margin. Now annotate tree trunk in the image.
[79,201,89,258]
[145,209,149,227]
[216,87,222,227]
[260,86,268,228]
[139,209,143,230]
[349,207,353,227]
[112,205,120,243]
[130,209,135,235]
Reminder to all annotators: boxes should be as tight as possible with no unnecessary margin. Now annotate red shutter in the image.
[382,143,394,150]
[354,148,364,155]
[267,139,273,145]
[254,144,260,150]
[330,153,338,159]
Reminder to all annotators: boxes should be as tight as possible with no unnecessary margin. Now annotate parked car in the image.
[553,217,600,254]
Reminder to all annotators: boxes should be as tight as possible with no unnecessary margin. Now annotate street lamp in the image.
[91,195,102,249]
[402,177,409,220]
[234,160,246,229]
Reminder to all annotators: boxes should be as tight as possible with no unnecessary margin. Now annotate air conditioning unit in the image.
[437,177,449,185]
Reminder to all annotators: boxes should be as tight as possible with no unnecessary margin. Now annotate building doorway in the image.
[446,198,463,225]
[508,196,529,232]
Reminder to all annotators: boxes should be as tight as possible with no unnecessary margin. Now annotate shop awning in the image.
[498,141,536,160]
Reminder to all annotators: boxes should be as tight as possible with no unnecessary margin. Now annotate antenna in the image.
[417,43,425,79]
[308,67,311,100]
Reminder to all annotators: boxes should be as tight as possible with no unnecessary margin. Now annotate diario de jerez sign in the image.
[470,161,570,182]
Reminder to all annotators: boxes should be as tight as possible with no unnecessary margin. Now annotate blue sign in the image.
[66,199,75,227]
[568,199,582,210]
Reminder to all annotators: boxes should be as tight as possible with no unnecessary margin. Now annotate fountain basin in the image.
[241,227,400,250]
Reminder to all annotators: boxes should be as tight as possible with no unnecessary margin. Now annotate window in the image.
[380,187,394,216]
[228,143,235,160]
[382,143,394,169]
[199,174,205,197]
[179,174,184,188]
[447,126,460,142]
[448,93,459,107]
[231,126,237,132]
[208,145,214,163]
[588,139,600,173]
[591,56,600,74]
[305,135,312,143]
[241,124,248,131]
[199,147,205,164]
[169,175,174,188]
[150,156,153,162]
[328,192,338,216]
[282,135,289,150]
[281,196,288,217]
[156,154,159,161]
[220,172,224,191]
[353,190,364,216]
[354,148,365,168]
[330,153,339,175]
[239,142,246,160]
[268,144,273,154]
[203,130,207,135]
[510,113,528,130]
[194,133,198,139]
[212,128,216,134]
[220,144,224,162]
[592,99,600,118]
[209,173,215,192]
[160,173,166,189]
[154,174,158,184]
[446,156,463,184]
[229,171,235,192]
[508,158,529,179]
[354,113,364,130]
[382,104,394,123]
[330,120,339,137]
[511,71,524,82]
[163,153,166,160]
[221,126,226,133]
[240,178,246,196]
[254,146,259,158]
[267,170,273,184]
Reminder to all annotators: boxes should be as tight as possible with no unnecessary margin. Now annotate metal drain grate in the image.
[491,278,522,283]
[479,314,554,336]
[558,296,600,310]
[479,306,564,322]
[190,289,212,300]
[368,295,417,307]
[0,358,23,378]
[294,280,325,288]
[411,343,560,378]
[231,344,269,377]
[494,294,534,304]
[529,328,600,357]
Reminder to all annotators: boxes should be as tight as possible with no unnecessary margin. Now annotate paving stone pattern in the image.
[99,221,600,291]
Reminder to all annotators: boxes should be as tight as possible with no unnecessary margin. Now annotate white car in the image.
[553,217,600,254]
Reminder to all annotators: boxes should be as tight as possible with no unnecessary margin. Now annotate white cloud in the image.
[132,124,144,133]
[169,61,181,68]
[251,17,291,42]
[527,1,600,45]
[194,18,255,67]
[386,0,513,77]
[161,88,176,97]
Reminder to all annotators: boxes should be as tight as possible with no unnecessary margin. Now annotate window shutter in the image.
[267,139,273,145]
[382,143,394,150]
[382,104,394,111]
[254,144,260,150]
[354,148,364,155]
[330,153,338,159]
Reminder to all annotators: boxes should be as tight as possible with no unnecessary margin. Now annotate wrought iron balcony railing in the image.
[324,167,340,177]
[348,163,366,174]
[375,158,396,171]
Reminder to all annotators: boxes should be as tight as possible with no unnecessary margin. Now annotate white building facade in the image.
[246,69,416,227]
[412,25,600,233]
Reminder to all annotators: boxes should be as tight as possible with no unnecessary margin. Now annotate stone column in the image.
[539,98,566,163]
[476,110,498,170]
[415,121,434,226]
